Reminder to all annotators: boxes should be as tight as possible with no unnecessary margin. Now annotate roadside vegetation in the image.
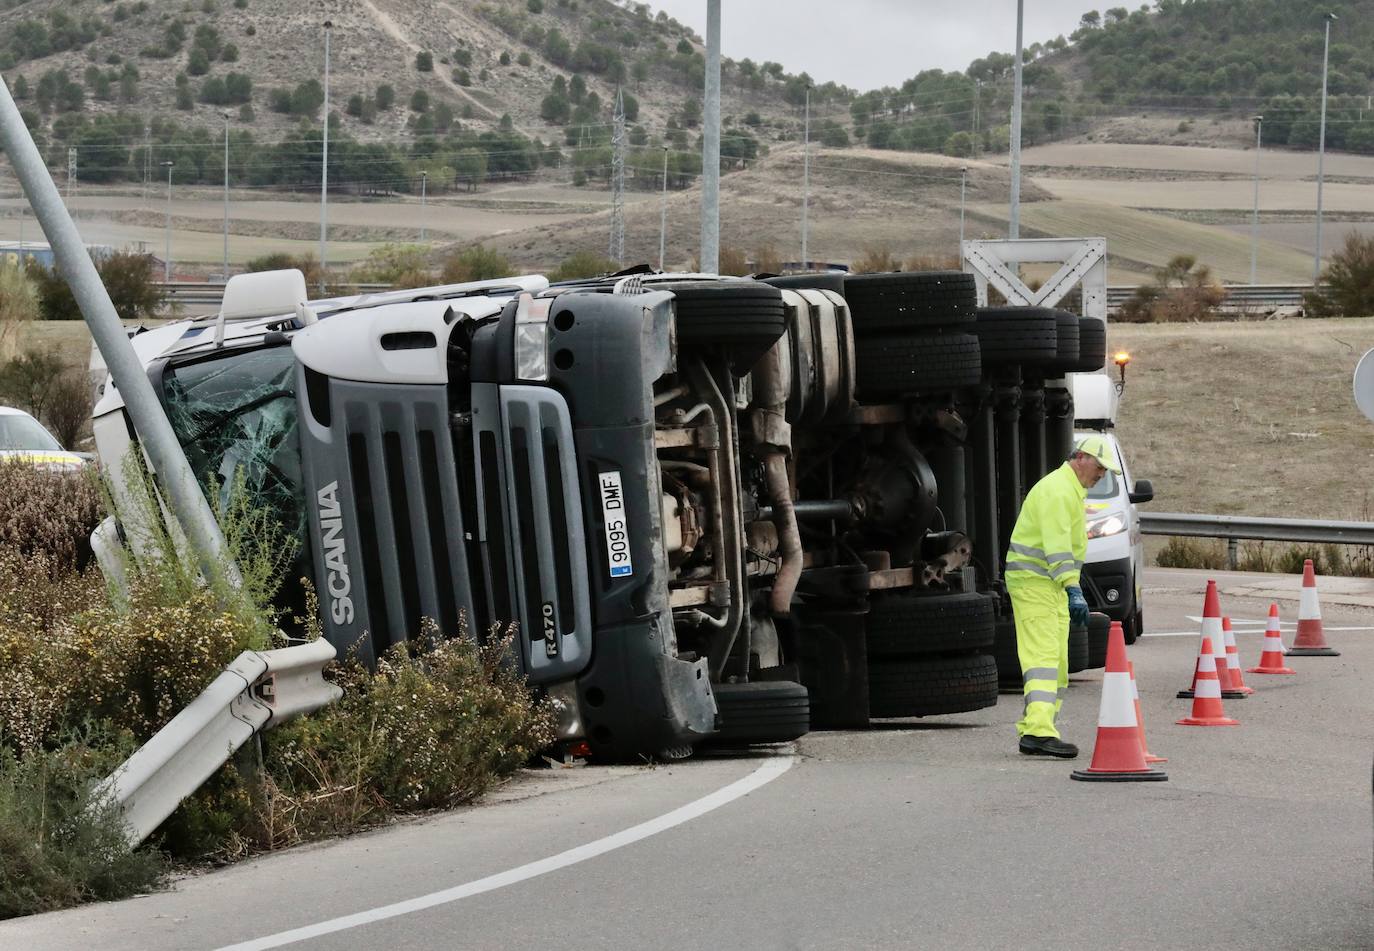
[0,459,552,919]
[1155,537,1374,577]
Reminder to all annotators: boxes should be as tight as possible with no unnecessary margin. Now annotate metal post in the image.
[801,84,810,269]
[1250,115,1262,286]
[1009,0,1024,239]
[700,0,720,275]
[161,160,174,282]
[959,165,968,247]
[222,112,230,281]
[0,70,235,583]
[1314,12,1337,286]
[319,19,332,295]
[419,170,427,242]
[659,144,669,270]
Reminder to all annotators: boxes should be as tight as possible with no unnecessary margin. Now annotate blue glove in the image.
[1066,585,1089,628]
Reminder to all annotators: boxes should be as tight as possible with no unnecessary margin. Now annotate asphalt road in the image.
[4,567,1371,951]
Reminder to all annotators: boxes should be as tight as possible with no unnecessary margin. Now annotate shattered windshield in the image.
[161,346,310,582]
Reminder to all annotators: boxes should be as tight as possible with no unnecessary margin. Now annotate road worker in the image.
[1005,434,1120,758]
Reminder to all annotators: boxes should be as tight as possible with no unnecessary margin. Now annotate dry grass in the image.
[1110,317,1374,523]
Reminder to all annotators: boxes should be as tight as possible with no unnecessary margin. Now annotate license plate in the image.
[598,470,634,578]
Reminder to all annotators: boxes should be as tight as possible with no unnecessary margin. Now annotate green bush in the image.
[349,244,432,289]
[440,245,511,283]
[1310,231,1374,317]
[548,250,616,282]
[30,250,165,321]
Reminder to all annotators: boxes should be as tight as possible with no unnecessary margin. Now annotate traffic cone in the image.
[1176,636,1239,727]
[1072,621,1168,782]
[1221,616,1254,695]
[1248,603,1296,675]
[1129,657,1166,764]
[1178,580,1246,699]
[1288,559,1340,656]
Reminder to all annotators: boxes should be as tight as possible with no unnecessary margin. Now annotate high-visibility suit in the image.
[1005,462,1087,739]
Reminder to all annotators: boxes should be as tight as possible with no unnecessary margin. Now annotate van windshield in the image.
[1086,470,1118,500]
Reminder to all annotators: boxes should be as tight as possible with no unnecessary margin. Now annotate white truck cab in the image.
[1070,373,1153,643]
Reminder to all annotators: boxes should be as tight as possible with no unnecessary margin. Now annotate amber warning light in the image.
[1113,351,1131,392]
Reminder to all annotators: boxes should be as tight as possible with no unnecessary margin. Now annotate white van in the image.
[1071,375,1153,643]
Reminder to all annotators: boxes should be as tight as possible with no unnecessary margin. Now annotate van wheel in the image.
[1127,607,1143,645]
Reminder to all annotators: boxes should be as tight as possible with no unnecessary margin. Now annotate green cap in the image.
[1076,434,1122,474]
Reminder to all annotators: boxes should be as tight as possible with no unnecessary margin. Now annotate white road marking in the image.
[216,754,797,951]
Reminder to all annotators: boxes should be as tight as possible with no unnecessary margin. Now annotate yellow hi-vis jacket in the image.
[1005,462,1087,590]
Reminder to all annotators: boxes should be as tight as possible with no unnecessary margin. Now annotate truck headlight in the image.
[1086,514,1127,539]
[513,293,553,382]
[545,681,585,741]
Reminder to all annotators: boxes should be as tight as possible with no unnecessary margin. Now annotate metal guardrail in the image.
[1106,284,1312,314]
[156,281,392,307]
[92,638,340,847]
[1141,511,1374,570]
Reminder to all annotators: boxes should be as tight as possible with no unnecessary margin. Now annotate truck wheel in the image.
[854,333,981,399]
[841,271,977,334]
[973,307,1058,368]
[1086,611,1111,669]
[1044,309,1082,374]
[664,282,787,367]
[1066,317,1106,372]
[867,653,999,717]
[994,617,1023,691]
[866,590,996,657]
[1067,621,1090,674]
[762,272,847,295]
[707,681,810,745]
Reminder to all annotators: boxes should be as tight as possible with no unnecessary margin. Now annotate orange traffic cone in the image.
[1288,559,1339,656]
[1179,580,1246,699]
[1129,657,1166,764]
[1248,603,1296,675]
[1177,636,1239,727]
[1072,621,1168,781]
[1221,616,1254,695]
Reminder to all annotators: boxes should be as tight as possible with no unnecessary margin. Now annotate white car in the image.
[0,406,87,470]
[1075,429,1152,643]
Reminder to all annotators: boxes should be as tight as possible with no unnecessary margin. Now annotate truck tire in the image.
[842,271,977,333]
[708,681,810,745]
[664,282,787,367]
[762,272,847,295]
[1045,309,1082,373]
[867,653,1000,718]
[1086,611,1111,669]
[973,308,1059,367]
[1067,621,1090,674]
[994,617,1023,691]
[854,333,981,399]
[866,590,996,657]
[1066,317,1106,372]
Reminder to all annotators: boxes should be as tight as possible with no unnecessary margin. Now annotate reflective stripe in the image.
[1006,560,1051,578]
[1023,667,1059,683]
[1009,541,1047,560]
[1044,551,1074,565]
[1023,689,1058,706]
[1050,562,1077,580]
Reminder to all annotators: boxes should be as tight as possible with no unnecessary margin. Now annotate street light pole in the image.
[659,144,669,270]
[161,160,174,282]
[1314,11,1337,286]
[801,84,811,269]
[1250,115,1263,286]
[222,111,230,280]
[1009,0,1025,239]
[319,19,332,295]
[959,165,969,248]
[419,170,428,242]
[700,0,720,275]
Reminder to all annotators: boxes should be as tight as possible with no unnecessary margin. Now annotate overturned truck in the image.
[91,267,1105,760]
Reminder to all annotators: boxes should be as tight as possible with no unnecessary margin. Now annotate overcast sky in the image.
[646,1,1097,91]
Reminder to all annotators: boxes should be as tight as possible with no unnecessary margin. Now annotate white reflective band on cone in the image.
[1097,672,1137,728]
[1299,585,1320,619]
[1195,678,1222,699]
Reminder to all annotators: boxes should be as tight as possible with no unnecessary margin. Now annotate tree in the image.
[943,131,974,157]
[187,47,211,76]
[375,84,395,110]
[32,251,165,321]
[346,93,365,117]
[291,79,324,117]
[675,38,692,55]
[1079,11,1101,30]
[818,119,849,148]
[0,263,38,361]
[680,96,701,127]
[410,89,429,112]
[540,91,570,123]
[1312,231,1374,317]
[416,51,433,72]
[452,149,487,191]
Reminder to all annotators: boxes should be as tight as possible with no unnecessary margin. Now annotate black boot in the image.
[1019,735,1079,758]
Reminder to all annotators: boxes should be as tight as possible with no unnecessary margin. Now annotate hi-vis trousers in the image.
[1006,574,1069,739]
